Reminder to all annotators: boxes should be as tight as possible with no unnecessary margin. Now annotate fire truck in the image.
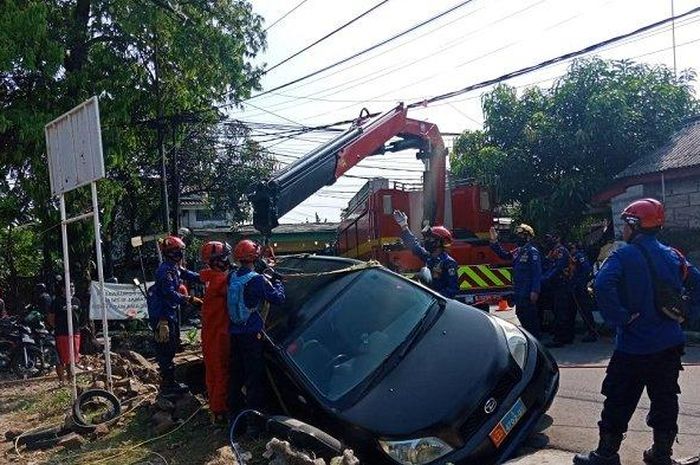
[249,103,513,303]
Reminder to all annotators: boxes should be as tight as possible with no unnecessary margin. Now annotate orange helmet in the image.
[200,241,232,265]
[234,239,261,263]
[160,236,186,261]
[424,225,453,247]
[621,198,665,230]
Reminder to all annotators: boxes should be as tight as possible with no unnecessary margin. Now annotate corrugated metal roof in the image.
[234,223,341,235]
[616,117,700,179]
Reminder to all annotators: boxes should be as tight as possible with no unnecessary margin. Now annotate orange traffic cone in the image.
[497,299,509,312]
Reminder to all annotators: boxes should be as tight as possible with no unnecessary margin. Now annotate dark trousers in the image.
[552,287,576,343]
[571,284,597,334]
[515,296,540,339]
[229,332,266,417]
[153,319,179,386]
[599,346,684,437]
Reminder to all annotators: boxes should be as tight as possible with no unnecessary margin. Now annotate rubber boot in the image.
[573,432,623,465]
[643,430,676,465]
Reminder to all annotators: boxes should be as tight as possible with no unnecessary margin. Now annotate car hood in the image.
[337,301,512,438]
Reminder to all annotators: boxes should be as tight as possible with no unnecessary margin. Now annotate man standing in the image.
[47,281,81,383]
[36,283,52,316]
[228,240,285,429]
[199,241,232,425]
[569,242,598,343]
[490,224,542,338]
[148,236,202,395]
[574,199,700,465]
[542,232,575,348]
[392,210,459,299]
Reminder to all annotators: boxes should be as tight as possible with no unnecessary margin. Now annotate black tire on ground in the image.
[71,389,121,427]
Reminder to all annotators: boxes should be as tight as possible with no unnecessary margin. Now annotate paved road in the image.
[541,339,700,464]
[490,308,700,464]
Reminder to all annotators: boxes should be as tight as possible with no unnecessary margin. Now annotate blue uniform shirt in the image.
[572,250,593,288]
[491,241,541,299]
[148,261,199,326]
[542,244,571,289]
[401,229,459,299]
[229,268,286,335]
[594,234,700,355]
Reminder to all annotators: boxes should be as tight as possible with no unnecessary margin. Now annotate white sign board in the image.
[89,281,153,320]
[45,96,105,196]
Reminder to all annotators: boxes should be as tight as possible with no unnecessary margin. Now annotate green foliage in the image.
[451,58,698,235]
[0,0,271,300]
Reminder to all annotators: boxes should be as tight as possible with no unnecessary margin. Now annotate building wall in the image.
[610,177,700,230]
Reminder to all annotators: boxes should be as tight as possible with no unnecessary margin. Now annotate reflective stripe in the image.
[478,266,505,286]
[462,267,489,288]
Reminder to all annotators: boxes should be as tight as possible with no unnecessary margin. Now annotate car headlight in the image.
[491,317,528,370]
[379,437,453,465]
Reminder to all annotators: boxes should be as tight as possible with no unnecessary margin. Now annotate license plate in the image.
[489,398,527,448]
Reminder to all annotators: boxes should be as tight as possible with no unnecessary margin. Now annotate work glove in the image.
[155,320,170,343]
[489,226,498,243]
[393,210,408,229]
[188,296,203,306]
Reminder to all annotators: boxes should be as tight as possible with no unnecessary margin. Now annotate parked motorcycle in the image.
[0,312,58,378]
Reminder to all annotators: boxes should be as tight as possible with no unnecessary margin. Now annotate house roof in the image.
[616,116,700,179]
[233,222,341,235]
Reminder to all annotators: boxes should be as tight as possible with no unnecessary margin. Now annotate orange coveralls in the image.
[199,268,230,414]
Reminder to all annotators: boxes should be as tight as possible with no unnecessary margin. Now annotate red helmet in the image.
[160,236,186,260]
[178,284,188,296]
[425,225,453,247]
[621,198,665,230]
[234,239,261,263]
[201,241,232,264]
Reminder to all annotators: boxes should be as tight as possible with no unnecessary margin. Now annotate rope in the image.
[277,260,382,279]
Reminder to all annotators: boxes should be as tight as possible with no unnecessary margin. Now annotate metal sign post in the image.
[45,96,111,400]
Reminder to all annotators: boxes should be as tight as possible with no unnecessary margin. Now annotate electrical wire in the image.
[405,5,700,108]
[267,0,393,72]
[239,0,478,102]
[264,0,311,32]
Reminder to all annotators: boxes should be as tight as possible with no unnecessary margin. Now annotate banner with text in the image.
[89,281,152,320]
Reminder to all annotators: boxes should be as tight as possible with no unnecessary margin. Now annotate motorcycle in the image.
[0,312,58,378]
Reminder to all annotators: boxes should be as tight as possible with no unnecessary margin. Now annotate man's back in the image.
[595,234,690,354]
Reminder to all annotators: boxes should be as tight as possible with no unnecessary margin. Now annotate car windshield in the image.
[285,268,436,401]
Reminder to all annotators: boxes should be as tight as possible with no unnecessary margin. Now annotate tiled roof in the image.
[234,222,341,235]
[616,117,700,179]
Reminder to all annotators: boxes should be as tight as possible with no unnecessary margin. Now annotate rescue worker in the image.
[569,242,598,343]
[148,236,202,394]
[574,199,700,465]
[199,241,233,425]
[542,232,575,348]
[489,224,542,338]
[47,281,81,383]
[392,210,459,299]
[228,239,285,426]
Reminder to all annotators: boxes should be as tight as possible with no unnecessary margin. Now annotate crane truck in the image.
[248,103,514,304]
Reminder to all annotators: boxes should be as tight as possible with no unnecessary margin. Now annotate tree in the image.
[0,0,269,300]
[451,58,698,235]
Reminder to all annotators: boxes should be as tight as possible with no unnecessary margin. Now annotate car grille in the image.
[458,364,522,439]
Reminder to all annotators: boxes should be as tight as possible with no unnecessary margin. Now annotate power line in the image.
[264,0,312,32]
[242,0,478,101]
[266,0,393,72]
[406,5,700,108]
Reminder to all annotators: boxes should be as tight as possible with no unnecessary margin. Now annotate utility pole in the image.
[671,0,677,77]
[154,14,170,233]
[171,120,181,233]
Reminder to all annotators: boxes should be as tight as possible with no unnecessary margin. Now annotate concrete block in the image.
[689,192,700,206]
[668,178,699,195]
[665,194,689,208]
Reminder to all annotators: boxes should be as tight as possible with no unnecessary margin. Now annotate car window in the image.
[286,268,436,401]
